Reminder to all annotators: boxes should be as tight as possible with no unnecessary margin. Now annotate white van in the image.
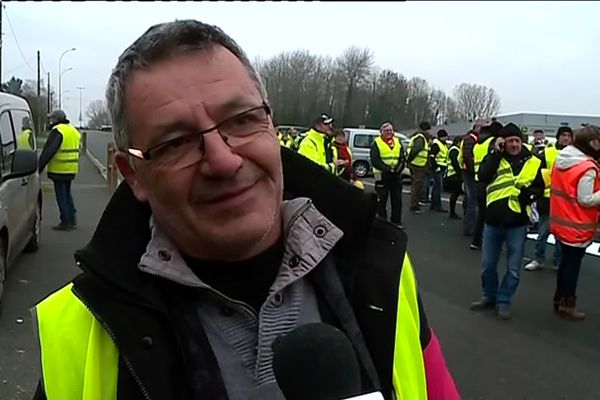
[344,128,410,179]
[0,92,42,312]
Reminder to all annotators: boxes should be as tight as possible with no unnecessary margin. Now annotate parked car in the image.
[344,128,411,180]
[0,92,43,313]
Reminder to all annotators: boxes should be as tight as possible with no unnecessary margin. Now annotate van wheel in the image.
[353,161,370,178]
[24,201,41,253]
[0,240,6,316]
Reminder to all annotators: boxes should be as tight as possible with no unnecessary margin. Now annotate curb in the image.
[86,148,107,181]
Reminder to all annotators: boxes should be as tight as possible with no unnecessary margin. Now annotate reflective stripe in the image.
[473,137,494,181]
[36,283,119,400]
[392,254,428,399]
[373,136,402,174]
[550,187,577,202]
[408,133,429,167]
[298,129,338,174]
[550,216,598,230]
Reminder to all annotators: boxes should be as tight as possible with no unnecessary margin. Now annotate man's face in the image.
[116,47,282,261]
[381,125,394,140]
[505,137,522,156]
[289,128,297,137]
[558,133,573,147]
[534,131,545,142]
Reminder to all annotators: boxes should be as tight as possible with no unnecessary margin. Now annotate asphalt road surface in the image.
[1,145,599,399]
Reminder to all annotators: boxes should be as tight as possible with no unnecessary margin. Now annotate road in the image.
[2,135,599,399]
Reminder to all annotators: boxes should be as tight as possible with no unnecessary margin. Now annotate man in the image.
[407,121,431,214]
[470,122,503,250]
[470,123,544,320]
[298,114,342,174]
[444,136,463,219]
[525,126,573,272]
[38,109,81,231]
[370,122,405,228]
[459,124,480,236]
[286,127,299,150]
[429,129,449,212]
[32,20,459,400]
[333,130,355,182]
[17,116,35,150]
[532,129,547,156]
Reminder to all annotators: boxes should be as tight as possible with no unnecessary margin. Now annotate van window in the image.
[0,112,16,175]
[11,109,36,150]
[353,134,376,148]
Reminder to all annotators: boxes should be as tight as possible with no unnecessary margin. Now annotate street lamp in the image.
[59,67,73,109]
[76,86,85,128]
[58,47,76,109]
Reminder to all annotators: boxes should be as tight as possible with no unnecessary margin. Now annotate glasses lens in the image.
[150,134,203,169]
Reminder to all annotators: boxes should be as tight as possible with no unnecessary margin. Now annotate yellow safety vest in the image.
[17,129,33,150]
[446,145,460,178]
[373,136,402,174]
[36,255,428,400]
[543,146,559,198]
[524,143,533,152]
[407,133,429,167]
[298,129,338,173]
[433,138,448,168]
[280,136,294,148]
[486,156,541,215]
[473,136,494,181]
[47,123,81,174]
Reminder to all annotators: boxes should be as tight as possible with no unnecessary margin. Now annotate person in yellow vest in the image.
[16,116,35,150]
[470,121,503,251]
[298,114,341,173]
[31,20,459,400]
[38,109,81,231]
[428,129,449,213]
[470,123,545,320]
[444,136,464,219]
[370,122,405,228]
[287,127,299,150]
[524,126,574,272]
[407,121,431,214]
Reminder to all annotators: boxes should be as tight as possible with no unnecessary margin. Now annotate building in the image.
[399,112,600,142]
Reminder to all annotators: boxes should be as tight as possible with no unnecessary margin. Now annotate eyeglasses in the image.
[127,103,272,169]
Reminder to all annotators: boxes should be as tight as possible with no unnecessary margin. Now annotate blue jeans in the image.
[481,224,527,306]
[53,179,77,226]
[430,170,444,210]
[420,169,433,202]
[462,171,477,235]
[534,214,561,266]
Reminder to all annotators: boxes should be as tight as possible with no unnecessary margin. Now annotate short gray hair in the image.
[105,19,268,150]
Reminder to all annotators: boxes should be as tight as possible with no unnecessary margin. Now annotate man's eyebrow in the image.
[213,96,260,117]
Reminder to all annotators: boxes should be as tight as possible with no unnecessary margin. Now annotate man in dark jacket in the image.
[32,20,459,400]
[38,109,81,231]
[460,125,479,236]
[470,123,545,320]
[428,129,449,212]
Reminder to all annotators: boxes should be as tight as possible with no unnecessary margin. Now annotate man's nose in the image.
[198,131,243,177]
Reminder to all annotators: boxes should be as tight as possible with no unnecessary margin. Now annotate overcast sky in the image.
[3,1,600,124]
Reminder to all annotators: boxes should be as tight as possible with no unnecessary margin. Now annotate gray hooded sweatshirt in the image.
[554,145,600,247]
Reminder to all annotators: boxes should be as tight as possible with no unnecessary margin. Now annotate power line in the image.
[2,4,35,74]
[4,56,35,75]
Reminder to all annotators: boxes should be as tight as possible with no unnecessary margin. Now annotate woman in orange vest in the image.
[550,125,600,320]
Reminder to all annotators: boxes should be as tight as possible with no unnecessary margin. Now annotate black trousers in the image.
[555,243,586,298]
[375,172,403,225]
[472,182,487,246]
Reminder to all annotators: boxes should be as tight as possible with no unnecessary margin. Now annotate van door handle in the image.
[21,178,28,186]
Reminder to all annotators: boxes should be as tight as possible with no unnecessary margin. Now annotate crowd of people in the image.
[288,114,600,322]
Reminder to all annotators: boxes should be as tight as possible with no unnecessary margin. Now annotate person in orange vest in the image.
[549,125,600,320]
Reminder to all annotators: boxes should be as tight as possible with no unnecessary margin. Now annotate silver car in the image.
[0,93,43,312]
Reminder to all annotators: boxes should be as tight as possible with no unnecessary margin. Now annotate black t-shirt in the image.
[182,239,284,313]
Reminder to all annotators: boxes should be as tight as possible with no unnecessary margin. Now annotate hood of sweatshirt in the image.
[555,145,594,171]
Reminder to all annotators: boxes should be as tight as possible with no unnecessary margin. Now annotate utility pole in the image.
[76,86,85,128]
[47,72,51,114]
[37,50,41,135]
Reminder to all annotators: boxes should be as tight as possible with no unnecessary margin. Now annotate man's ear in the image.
[114,151,148,202]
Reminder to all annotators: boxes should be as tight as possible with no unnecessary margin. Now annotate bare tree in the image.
[86,100,110,129]
[336,46,374,126]
[1,76,24,95]
[407,77,432,127]
[453,83,501,121]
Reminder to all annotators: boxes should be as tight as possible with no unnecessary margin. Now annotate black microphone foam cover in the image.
[271,323,362,400]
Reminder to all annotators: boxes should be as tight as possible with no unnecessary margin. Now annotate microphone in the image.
[272,322,383,400]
